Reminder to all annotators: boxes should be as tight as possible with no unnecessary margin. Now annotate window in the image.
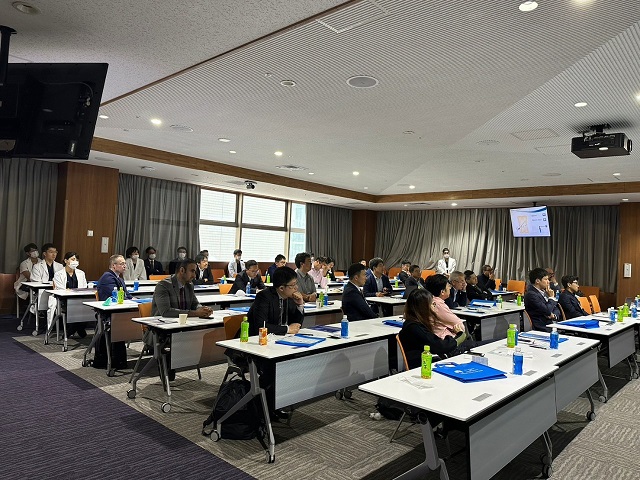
[199,190,238,260]
[199,225,237,261]
[241,228,287,262]
[289,203,306,257]
[201,190,236,223]
[242,196,285,227]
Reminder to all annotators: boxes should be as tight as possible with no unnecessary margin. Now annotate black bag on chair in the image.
[92,334,128,370]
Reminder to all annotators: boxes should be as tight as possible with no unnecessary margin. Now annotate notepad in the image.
[275,334,326,347]
[519,332,569,342]
[559,319,600,329]
[433,361,507,382]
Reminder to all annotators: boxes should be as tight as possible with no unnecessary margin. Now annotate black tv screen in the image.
[0,62,108,159]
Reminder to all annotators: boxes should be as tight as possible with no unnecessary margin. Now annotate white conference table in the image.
[455,301,524,341]
[18,281,54,336]
[366,295,407,316]
[360,353,559,480]
[216,317,403,462]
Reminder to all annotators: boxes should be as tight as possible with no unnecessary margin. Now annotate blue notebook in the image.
[469,299,496,307]
[132,298,152,304]
[275,334,326,347]
[559,319,600,329]
[433,361,506,382]
[519,332,569,342]
[229,306,251,313]
[383,319,404,327]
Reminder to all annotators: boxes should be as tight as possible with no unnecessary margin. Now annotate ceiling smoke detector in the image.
[276,164,308,171]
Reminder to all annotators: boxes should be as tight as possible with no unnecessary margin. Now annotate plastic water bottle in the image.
[341,315,349,338]
[117,287,124,304]
[507,323,517,348]
[617,306,624,322]
[632,303,638,319]
[111,287,118,303]
[246,282,251,295]
[549,327,559,349]
[516,293,522,306]
[609,307,616,322]
[133,280,139,291]
[555,290,560,301]
[421,345,432,379]
[323,291,328,306]
[240,316,249,342]
[221,275,226,284]
[266,273,271,284]
[513,347,524,375]
[497,295,503,310]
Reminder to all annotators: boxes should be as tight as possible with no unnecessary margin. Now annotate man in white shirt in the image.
[436,248,457,277]
[14,243,41,300]
[227,249,245,278]
[30,243,64,326]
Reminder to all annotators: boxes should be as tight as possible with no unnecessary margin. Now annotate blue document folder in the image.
[383,319,404,327]
[308,325,340,333]
[275,334,326,347]
[433,361,507,382]
[519,332,569,342]
[559,319,600,329]
[229,306,251,313]
[469,299,496,307]
[132,298,152,304]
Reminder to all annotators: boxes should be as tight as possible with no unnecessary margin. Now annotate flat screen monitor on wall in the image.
[510,206,551,237]
[0,62,108,160]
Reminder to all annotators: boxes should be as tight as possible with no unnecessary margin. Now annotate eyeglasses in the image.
[284,283,298,289]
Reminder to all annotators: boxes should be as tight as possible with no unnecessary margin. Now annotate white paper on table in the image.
[487,347,534,359]
[399,375,436,390]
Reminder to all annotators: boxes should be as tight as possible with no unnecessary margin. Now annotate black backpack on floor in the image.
[202,375,264,441]
[92,334,128,370]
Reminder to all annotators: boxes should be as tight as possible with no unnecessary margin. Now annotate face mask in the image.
[444,254,450,259]
[30,250,39,258]
[178,252,186,260]
[131,254,139,261]
[148,254,156,260]
[69,261,79,269]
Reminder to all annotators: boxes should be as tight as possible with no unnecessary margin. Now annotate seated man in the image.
[230,260,266,294]
[31,243,64,328]
[168,246,187,275]
[152,258,213,318]
[294,252,317,303]
[266,254,287,278]
[559,275,588,319]
[424,274,467,340]
[193,253,214,285]
[309,256,329,288]
[524,268,562,332]
[398,260,411,284]
[144,246,164,277]
[14,243,40,301]
[247,266,303,336]
[465,270,492,301]
[341,263,377,321]
[97,255,133,301]
[403,264,425,299]
[477,264,496,291]
[445,271,468,308]
[363,257,393,316]
[228,249,245,278]
[546,267,561,297]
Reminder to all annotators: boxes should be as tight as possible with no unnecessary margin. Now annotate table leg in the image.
[83,313,103,367]
[18,288,36,332]
[394,419,449,480]
[104,321,113,377]
[597,368,609,402]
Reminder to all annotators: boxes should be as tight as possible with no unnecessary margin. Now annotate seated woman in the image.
[465,270,492,301]
[124,246,147,281]
[51,252,88,338]
[399,289,468,369]
[193,253,214,285]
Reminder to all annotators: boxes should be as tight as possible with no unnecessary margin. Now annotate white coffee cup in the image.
[179,313,188,325]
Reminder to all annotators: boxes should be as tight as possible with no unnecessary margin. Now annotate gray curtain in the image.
[375,206,619,292]
[0,158,58,273]
[116,174,201,264]
[306,203,352,270]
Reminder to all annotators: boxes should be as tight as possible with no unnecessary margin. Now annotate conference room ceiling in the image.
[5,0,640,210]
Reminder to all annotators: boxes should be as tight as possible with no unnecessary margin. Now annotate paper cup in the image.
[179,313,188,325]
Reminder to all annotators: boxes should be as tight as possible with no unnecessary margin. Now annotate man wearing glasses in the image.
[558,275,588,319]
[445,271,468,308]
[247,266,304,336]
[545,267,561,296]
[97,254,133,302]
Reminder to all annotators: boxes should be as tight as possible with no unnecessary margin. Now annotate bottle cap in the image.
[424,345,430,352]
[509,323,515,328]
[515,347,522,353]
[243,316,248,321]
[552,327,557,332]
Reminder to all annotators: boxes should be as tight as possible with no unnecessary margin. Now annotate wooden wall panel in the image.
[617,202,640,305]
[352,210,377,266]
[0,274,17,314]
[53,162,119,281]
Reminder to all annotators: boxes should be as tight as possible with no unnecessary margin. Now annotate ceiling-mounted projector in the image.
[571,124,632,158]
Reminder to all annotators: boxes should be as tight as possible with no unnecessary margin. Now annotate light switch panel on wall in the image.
[101,237,109,254]
[624,263,632,278]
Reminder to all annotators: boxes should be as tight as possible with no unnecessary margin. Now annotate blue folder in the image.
[519,332,569,342]
[433,361,507,382]
[132,298,152,304]
[469,299,496,307]
[559,319,600,329]
[229,306,251,313]
[275,334,326,347]
[383,319,404,327]
[308,325,340,333]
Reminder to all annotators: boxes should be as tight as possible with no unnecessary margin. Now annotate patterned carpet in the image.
[5,316,640,480]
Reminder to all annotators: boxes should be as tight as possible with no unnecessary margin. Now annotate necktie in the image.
[151,260,154,269]
[180,287,187,310]
[236,261,241,273]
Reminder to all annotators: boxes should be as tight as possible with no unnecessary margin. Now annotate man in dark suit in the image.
[477,264,496,291]
[524,267,562,332]
[247,267,303,336]
[144,246,164,277]
[152,258,213,318]
[193,254,214,285]
[403,264,425,298]
[559,275,588,319]
[363,257,393,316]
[266,254,287,278]
[97,254,133,301]
[230,259,266,294]
[464,270,492,301]
[168,246,187,275]
[445,271,468,308]
[342,263,377,321]
[398,260,411,284]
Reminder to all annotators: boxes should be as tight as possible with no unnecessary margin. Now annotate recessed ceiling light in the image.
[346,76,379,88]
[12,2,39,14]
[150,118,162,125]
[409,185,416,189]
[229,150,236,154]
[451,203,458,206]
[353,171,360,176]
[622,198,629,202]
[140,166,156,171]
[308,172,315,175]
[274,151,283,156]
[599,147,609,151]
[613,172,621,176]
[574,102,588,107]
[218,138,231,143]
[636,94,640,101]
[519,1,538,12]
[98,114,109,119]
[280,80,296,87]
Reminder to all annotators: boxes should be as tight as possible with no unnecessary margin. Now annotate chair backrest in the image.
[261,275,267,282]
[579,285,600,299]
[211,268,225,282]
[421,269,436,280]
[149,274,169,281]
[522,310,533,332]
[506,280,525,295]
[219,283,233,295]
[223,314,246,340]
[335,271,345,277]
[137,302,152,317]
[588,295,601,313]
[494,278,501,289]
[557,304,567,321]
[94,291,99,301]
[578,296,593,314]
[395,334,409,371]
[388,267,401,279]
